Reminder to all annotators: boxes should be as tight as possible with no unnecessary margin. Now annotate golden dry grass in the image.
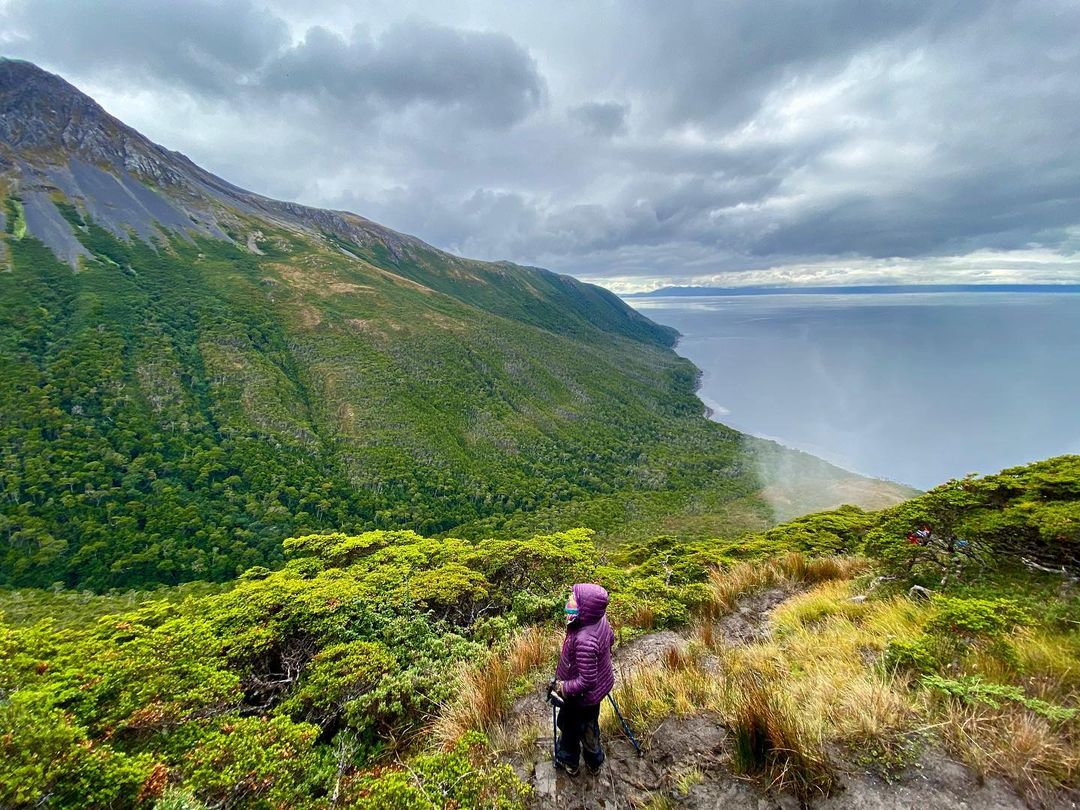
[702,552,870,618]
[936,700,1080,805]
[431,625,561,748]
[722,661,837,799]
[629,603,656,631]
[723,577,1076,801]
[1012,629,1080,703]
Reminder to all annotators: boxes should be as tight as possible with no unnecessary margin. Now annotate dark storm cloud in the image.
[259,21,545,127]
[3,0,1080,289]
[2,1,544,128]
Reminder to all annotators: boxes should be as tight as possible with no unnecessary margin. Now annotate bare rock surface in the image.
[714,586,795,645]
[817,756,1031,809]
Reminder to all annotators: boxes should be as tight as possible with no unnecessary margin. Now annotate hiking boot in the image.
[554,759,579,777]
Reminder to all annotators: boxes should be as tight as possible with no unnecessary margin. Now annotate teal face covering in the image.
[564,607,579,618]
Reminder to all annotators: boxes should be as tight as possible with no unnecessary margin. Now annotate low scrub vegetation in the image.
[1,457,1077,807]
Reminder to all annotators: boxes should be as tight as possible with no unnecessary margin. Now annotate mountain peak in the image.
[0,61,681,347]
[0,59,420,262]
[1,58,120,151]
[1,58,194,190]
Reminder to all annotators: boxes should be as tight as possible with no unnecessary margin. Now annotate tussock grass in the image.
[936,700,1080,805]
[604,660,721,738]
[723,662,837,800]
[769,579,869,632]
[629,603,656,630]
[507,624,557,677]
[609,576,923,798]
[738,578,1077,800]
[693,620,715,648]
[671,765,704,797]
[432,626,561,748]
[861,596,924,640]
[1012,629,1080,702]
[703,552,870,618]
[602,657,723,735]
[600,639,840,799]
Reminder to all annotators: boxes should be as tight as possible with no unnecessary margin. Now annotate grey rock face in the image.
[20,190,91,267]
[0,58,436,266]
[0,59,186,188]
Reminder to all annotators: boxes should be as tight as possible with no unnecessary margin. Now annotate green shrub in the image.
[347,732,530,809]
[922,675,1078,724]
[606,577,706,629]
[883,636,941,675]
[926,596,1030,638]
[0,688,155,809]
[180,716,325,809]
[278,640,398,730]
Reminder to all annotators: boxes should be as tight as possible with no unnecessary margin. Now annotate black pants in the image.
[556,698,604,770]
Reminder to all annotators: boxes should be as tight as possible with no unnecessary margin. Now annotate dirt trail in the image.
[500,587,1039,810]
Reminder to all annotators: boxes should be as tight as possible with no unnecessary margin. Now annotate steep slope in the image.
[0,60,912,590]
[0,59,672,348]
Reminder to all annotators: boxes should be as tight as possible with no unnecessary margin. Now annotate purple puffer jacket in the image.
[556,583,615,706]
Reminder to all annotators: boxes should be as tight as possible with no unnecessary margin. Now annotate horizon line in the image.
[622,282,1080,297]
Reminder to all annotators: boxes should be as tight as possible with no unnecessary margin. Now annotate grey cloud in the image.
[5,0,1080,290]
[607,0,954,129]
[1,0,288,96]
[569,101,628,136]
[260,21,545,127]
[3,2,544,128]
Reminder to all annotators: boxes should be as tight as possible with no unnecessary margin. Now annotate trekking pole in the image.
[607,693,643,757]
[551,701,558,763]
[544,678,564,765]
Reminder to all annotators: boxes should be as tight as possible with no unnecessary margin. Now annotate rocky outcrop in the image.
[0,58,429,262]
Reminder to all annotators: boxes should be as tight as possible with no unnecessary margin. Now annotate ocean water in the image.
[630,293,1080,489]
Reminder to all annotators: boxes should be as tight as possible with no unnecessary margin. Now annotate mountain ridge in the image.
[0,60,913,590]
[1,58,676,349]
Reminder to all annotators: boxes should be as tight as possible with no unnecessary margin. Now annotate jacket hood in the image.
[572,583,609,625]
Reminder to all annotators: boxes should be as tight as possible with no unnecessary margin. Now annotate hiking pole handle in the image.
[545,678,565,707]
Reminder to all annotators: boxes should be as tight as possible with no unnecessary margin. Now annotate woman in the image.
[554,583,615,775]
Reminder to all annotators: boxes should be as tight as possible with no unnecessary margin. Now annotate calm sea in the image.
[630,293,1080,489]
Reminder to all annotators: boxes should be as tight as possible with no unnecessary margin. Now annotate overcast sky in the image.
[4,0,1080,291]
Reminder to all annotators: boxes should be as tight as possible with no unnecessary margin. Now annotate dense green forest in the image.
[1,456,1076,808]
[0,199,898,591]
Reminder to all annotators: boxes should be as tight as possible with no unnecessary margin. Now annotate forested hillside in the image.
[0,60,911,590]
[0,205,821,590]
